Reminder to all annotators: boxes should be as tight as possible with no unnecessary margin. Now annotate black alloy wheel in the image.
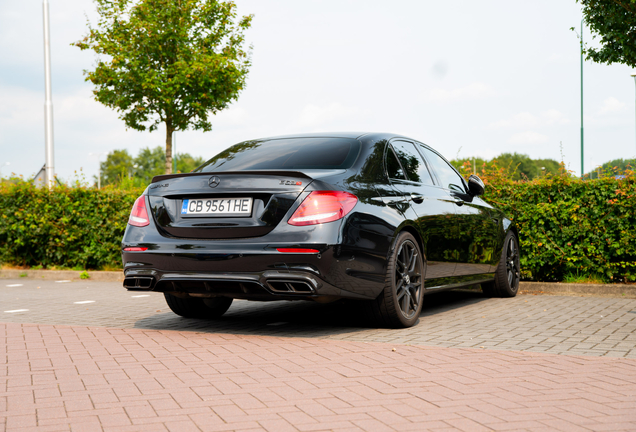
[366,231,425,328]
[482,231,520,298]
[505,234,520,289]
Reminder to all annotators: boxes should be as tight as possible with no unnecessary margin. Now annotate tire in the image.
[365,231,425,328]
[482,231,520,298]
[164,293,233,319]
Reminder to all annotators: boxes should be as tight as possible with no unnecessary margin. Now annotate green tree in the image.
[74,0,253,174]
[99,150,134,186]
[451,153,561,180]
[176,153,205,173]
[134,146,165,184]
[585,158,636,178]
[577,0,636,67]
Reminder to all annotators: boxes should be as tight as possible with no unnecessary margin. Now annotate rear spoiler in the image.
[151,170,314,183]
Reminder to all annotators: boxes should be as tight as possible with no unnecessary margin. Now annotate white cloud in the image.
[598,97,626,115]
[488,109,568,129]
[508,131,549,145]
[297,103,358,128]
[427,82,495,103]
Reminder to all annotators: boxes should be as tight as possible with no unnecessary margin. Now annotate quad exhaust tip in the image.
[123,276,154,289]
[266,279,314,294]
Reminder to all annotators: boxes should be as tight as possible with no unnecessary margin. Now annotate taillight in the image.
[128,195,150,227]
[288,191,358,226]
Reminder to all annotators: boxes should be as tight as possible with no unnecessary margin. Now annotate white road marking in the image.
[6,284,23,287]
[55,280,71,283]
[74,301,95,305]
[131,295,150,298]
[267,322,288,326]
[5,309,29,313]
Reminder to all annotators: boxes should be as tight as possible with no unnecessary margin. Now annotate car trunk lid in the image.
[147,171,314,239]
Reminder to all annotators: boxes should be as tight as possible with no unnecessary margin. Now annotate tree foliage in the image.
[74,0,253,174]
[577,0,636,67]
[585,158,636,179]
[451,152,562,181]
[99,146,205,186]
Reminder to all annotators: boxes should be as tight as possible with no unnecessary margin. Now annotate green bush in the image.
[0,181,142,270]
[1,173,635,282]
[484,173,636,283]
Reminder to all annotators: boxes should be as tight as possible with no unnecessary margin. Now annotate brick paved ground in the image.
[2,280,636,358]
[2,279,636,431]
[2,322,636,432]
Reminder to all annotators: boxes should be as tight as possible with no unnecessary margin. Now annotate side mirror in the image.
[468,174,485,197]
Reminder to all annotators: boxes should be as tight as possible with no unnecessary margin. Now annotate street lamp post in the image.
[42,0,55,189]
[580,19,584,178]
[89,152,107,188]
[632,74,636,160]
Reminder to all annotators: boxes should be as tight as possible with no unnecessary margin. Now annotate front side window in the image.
[418,145,465,191]
[390,141,434,185]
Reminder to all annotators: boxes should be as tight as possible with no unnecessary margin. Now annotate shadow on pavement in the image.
[133,288,489,337]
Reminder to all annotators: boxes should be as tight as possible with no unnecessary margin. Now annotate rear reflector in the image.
[288,191,358,226]
[276,248,320,253]
[128,195,150,227]
[123,247,148,252]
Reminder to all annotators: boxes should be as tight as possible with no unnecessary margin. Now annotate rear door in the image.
[147,171,310,239]
[387,140,459,287]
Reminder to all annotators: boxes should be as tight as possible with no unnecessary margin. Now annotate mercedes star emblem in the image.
[208,176,221,188]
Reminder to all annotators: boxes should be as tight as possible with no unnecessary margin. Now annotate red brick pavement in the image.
[1,322,635,432]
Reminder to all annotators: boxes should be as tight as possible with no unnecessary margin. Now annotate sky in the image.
[1,0,635,182]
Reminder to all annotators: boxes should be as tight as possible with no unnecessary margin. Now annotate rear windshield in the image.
[194,137,361,172]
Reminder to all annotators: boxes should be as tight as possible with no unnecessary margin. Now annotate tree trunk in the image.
[165,122,174,174]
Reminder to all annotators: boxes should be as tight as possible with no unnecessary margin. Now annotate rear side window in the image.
[390,141,434,185]
[386,146,406,179]
[195,138,361,172]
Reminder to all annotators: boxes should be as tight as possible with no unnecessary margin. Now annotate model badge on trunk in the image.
[208,176,221,188]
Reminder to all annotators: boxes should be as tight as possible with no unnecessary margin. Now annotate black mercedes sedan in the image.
[122,132,520,328]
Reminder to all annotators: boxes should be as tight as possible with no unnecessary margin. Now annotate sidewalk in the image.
[2,322,636,432]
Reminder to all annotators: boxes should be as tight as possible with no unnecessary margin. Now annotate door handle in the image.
[410,193,424,204]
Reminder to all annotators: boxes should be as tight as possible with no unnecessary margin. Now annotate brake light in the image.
[123,247,148,252]
[288,191,358,226]
[128,195,150,227]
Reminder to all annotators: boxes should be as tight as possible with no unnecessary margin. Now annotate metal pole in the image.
[632,74,636,161]
[580,19,584,178]
[97,160,101,189]
[43,0,55,189]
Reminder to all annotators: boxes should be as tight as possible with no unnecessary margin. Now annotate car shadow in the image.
[133,288,490,337]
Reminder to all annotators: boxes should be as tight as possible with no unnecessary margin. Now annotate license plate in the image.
[181,198,253,217]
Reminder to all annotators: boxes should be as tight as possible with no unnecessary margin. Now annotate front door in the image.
[415,143,496,280]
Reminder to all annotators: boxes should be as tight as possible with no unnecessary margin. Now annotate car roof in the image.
[253,132,391,141]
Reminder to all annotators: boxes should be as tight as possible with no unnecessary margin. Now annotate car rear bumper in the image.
[122,245,386,301]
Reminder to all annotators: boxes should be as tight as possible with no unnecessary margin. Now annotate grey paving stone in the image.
[1,279,636,358]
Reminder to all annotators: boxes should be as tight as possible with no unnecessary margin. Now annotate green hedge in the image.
[0,181,142,270]
[485,175,636,282]
[1,177,635,281]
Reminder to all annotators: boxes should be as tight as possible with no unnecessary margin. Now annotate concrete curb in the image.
[520,281,636,298]
[0,269,123,282]
[1,271,635,298]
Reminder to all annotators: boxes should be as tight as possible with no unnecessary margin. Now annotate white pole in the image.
[43,0,55,189]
